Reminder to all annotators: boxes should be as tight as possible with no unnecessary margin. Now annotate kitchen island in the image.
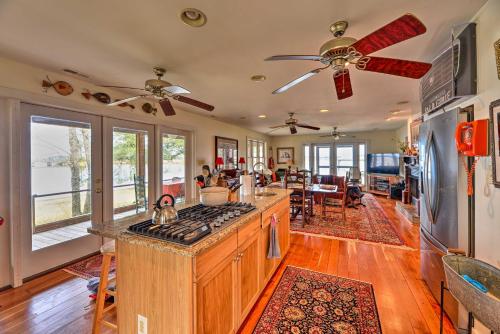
[88,188,291,334]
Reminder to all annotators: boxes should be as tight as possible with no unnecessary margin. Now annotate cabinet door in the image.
[196,252,238,334]
[238,232,260,323]
[260,221,276,286]
[278,206,290,256]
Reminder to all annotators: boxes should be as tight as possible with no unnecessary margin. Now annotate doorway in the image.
[20,103,102,279]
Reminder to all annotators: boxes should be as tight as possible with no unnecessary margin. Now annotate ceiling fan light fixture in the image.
[319,109,329,113]
[180,8,207,27]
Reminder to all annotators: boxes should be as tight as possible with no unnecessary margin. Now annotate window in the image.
[359,144,366,184]
[336,145,354,178]
[307,142,367,184]
[247,139,266,171]
[112,128,149,219]
[161,133,186,203]
[317,146,331,175]
[304,145,310,171]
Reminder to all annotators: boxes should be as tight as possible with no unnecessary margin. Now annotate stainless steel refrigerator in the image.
[419,108,470,329]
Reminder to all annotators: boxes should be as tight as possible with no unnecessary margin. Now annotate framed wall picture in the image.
[490,99,500,187]
[215,136,238,169]
[277,147,294,164]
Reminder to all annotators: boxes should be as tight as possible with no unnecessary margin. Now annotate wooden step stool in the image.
[92,242,117,334]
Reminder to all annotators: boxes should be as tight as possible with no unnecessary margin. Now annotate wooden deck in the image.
[32,221,92,251]
[0,197,456,333]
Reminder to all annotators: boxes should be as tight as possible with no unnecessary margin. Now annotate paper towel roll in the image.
[240,175,254,195]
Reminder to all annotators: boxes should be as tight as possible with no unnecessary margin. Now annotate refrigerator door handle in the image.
[423,131,439,224]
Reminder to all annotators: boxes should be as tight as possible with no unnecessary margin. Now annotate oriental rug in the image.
[63,254,115,280]
[291,193,405,247]
[253,266,382,334]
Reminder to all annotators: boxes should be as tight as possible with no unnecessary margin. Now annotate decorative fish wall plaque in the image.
[42,76,74,96]
[495,38,500,80]
[142,103,157,115]
[81,89,111,104]
[113,99,135,110]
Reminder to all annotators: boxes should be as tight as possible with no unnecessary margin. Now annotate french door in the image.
[158,127,192,203]
[20,103,102,279]
[103,118,154,221]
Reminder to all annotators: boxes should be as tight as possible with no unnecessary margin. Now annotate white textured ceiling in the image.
[0,0,486,135]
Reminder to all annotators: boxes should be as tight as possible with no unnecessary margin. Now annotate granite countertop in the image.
[88,188,291,257]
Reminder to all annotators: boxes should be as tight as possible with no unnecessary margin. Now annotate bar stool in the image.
[92,241,117,334]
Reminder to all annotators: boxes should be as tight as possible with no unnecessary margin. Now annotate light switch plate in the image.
[138,314,147,334]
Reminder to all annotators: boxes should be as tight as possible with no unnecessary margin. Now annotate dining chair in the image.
[284,170,312,226]
[321,175,347,221]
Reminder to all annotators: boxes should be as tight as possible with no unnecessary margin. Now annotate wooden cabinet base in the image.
[116,197,290,334]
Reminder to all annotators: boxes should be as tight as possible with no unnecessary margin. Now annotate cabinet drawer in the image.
[262,197,290,228]
[195,231,237,280]
[238,216,260,246]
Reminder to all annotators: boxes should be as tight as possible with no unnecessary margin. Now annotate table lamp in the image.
[215,157,224,171]
[238,157,246,170]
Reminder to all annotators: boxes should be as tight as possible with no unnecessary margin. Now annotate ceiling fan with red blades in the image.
[269,113,320,134]
[265,14,432,100]
[100,67,214,116]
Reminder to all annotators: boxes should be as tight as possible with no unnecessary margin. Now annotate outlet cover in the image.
[138,314,147,334]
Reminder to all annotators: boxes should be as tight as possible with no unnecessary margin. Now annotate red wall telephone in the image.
[455,119,489,157]
[455,119,489,196]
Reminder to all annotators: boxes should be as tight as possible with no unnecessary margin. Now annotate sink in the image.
[255,192,277,197]
[442,255,500,332]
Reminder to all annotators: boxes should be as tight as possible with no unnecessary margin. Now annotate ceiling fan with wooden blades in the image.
[100,67,214,116]
[319,127,354,140]
[269,113,320,135]
[265,14,432,100]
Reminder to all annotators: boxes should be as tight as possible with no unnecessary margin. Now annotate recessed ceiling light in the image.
[258,115,267,119]
[396,100,409,105]
[180,8,207,27]
[386,117,396,121]
[251,75,266,82]
[319,109,329,113]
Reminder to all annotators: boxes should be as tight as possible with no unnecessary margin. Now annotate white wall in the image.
[0,57,269,287]
[461,0,500,269]
[456,1,500,332]
[269,129,401,169]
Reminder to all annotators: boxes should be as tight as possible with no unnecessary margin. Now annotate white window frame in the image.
[247,138,267,172]
[303,141,368,184]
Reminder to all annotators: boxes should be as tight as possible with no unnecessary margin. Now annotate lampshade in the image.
[215,157,224,165]
[238,157,246,164]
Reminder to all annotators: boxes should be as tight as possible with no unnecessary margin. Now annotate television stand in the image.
[367,174,398,198]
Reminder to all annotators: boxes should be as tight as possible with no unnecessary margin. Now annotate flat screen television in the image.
[367,153,400,175]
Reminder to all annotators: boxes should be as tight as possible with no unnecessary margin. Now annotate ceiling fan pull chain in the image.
[342,71,346,93]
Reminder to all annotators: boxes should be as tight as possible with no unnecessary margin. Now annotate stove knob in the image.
[228,211,235,218]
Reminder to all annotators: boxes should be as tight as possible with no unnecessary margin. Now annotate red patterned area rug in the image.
[253,266,382,334]
[63,254,115,280]
[291,193,405,247]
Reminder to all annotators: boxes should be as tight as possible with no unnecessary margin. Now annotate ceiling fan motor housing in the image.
[319,36,357,60]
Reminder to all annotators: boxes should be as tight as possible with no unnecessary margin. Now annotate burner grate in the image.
[127,202,256,245]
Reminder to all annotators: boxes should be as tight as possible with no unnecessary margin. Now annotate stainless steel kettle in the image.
[152,194,178,225]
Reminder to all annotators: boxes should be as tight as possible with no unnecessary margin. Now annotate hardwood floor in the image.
[0,197,455,334]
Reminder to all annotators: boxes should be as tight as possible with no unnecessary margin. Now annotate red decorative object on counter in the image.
[238,157,246,170]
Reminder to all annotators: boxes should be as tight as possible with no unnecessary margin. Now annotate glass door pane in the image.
[161,133,186,203]
[112,128,149,219]
[336,145,353,177]
[30,116,93,250]
[316,146,331,175]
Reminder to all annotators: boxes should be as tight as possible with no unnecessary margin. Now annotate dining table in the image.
[267,182,339,218]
